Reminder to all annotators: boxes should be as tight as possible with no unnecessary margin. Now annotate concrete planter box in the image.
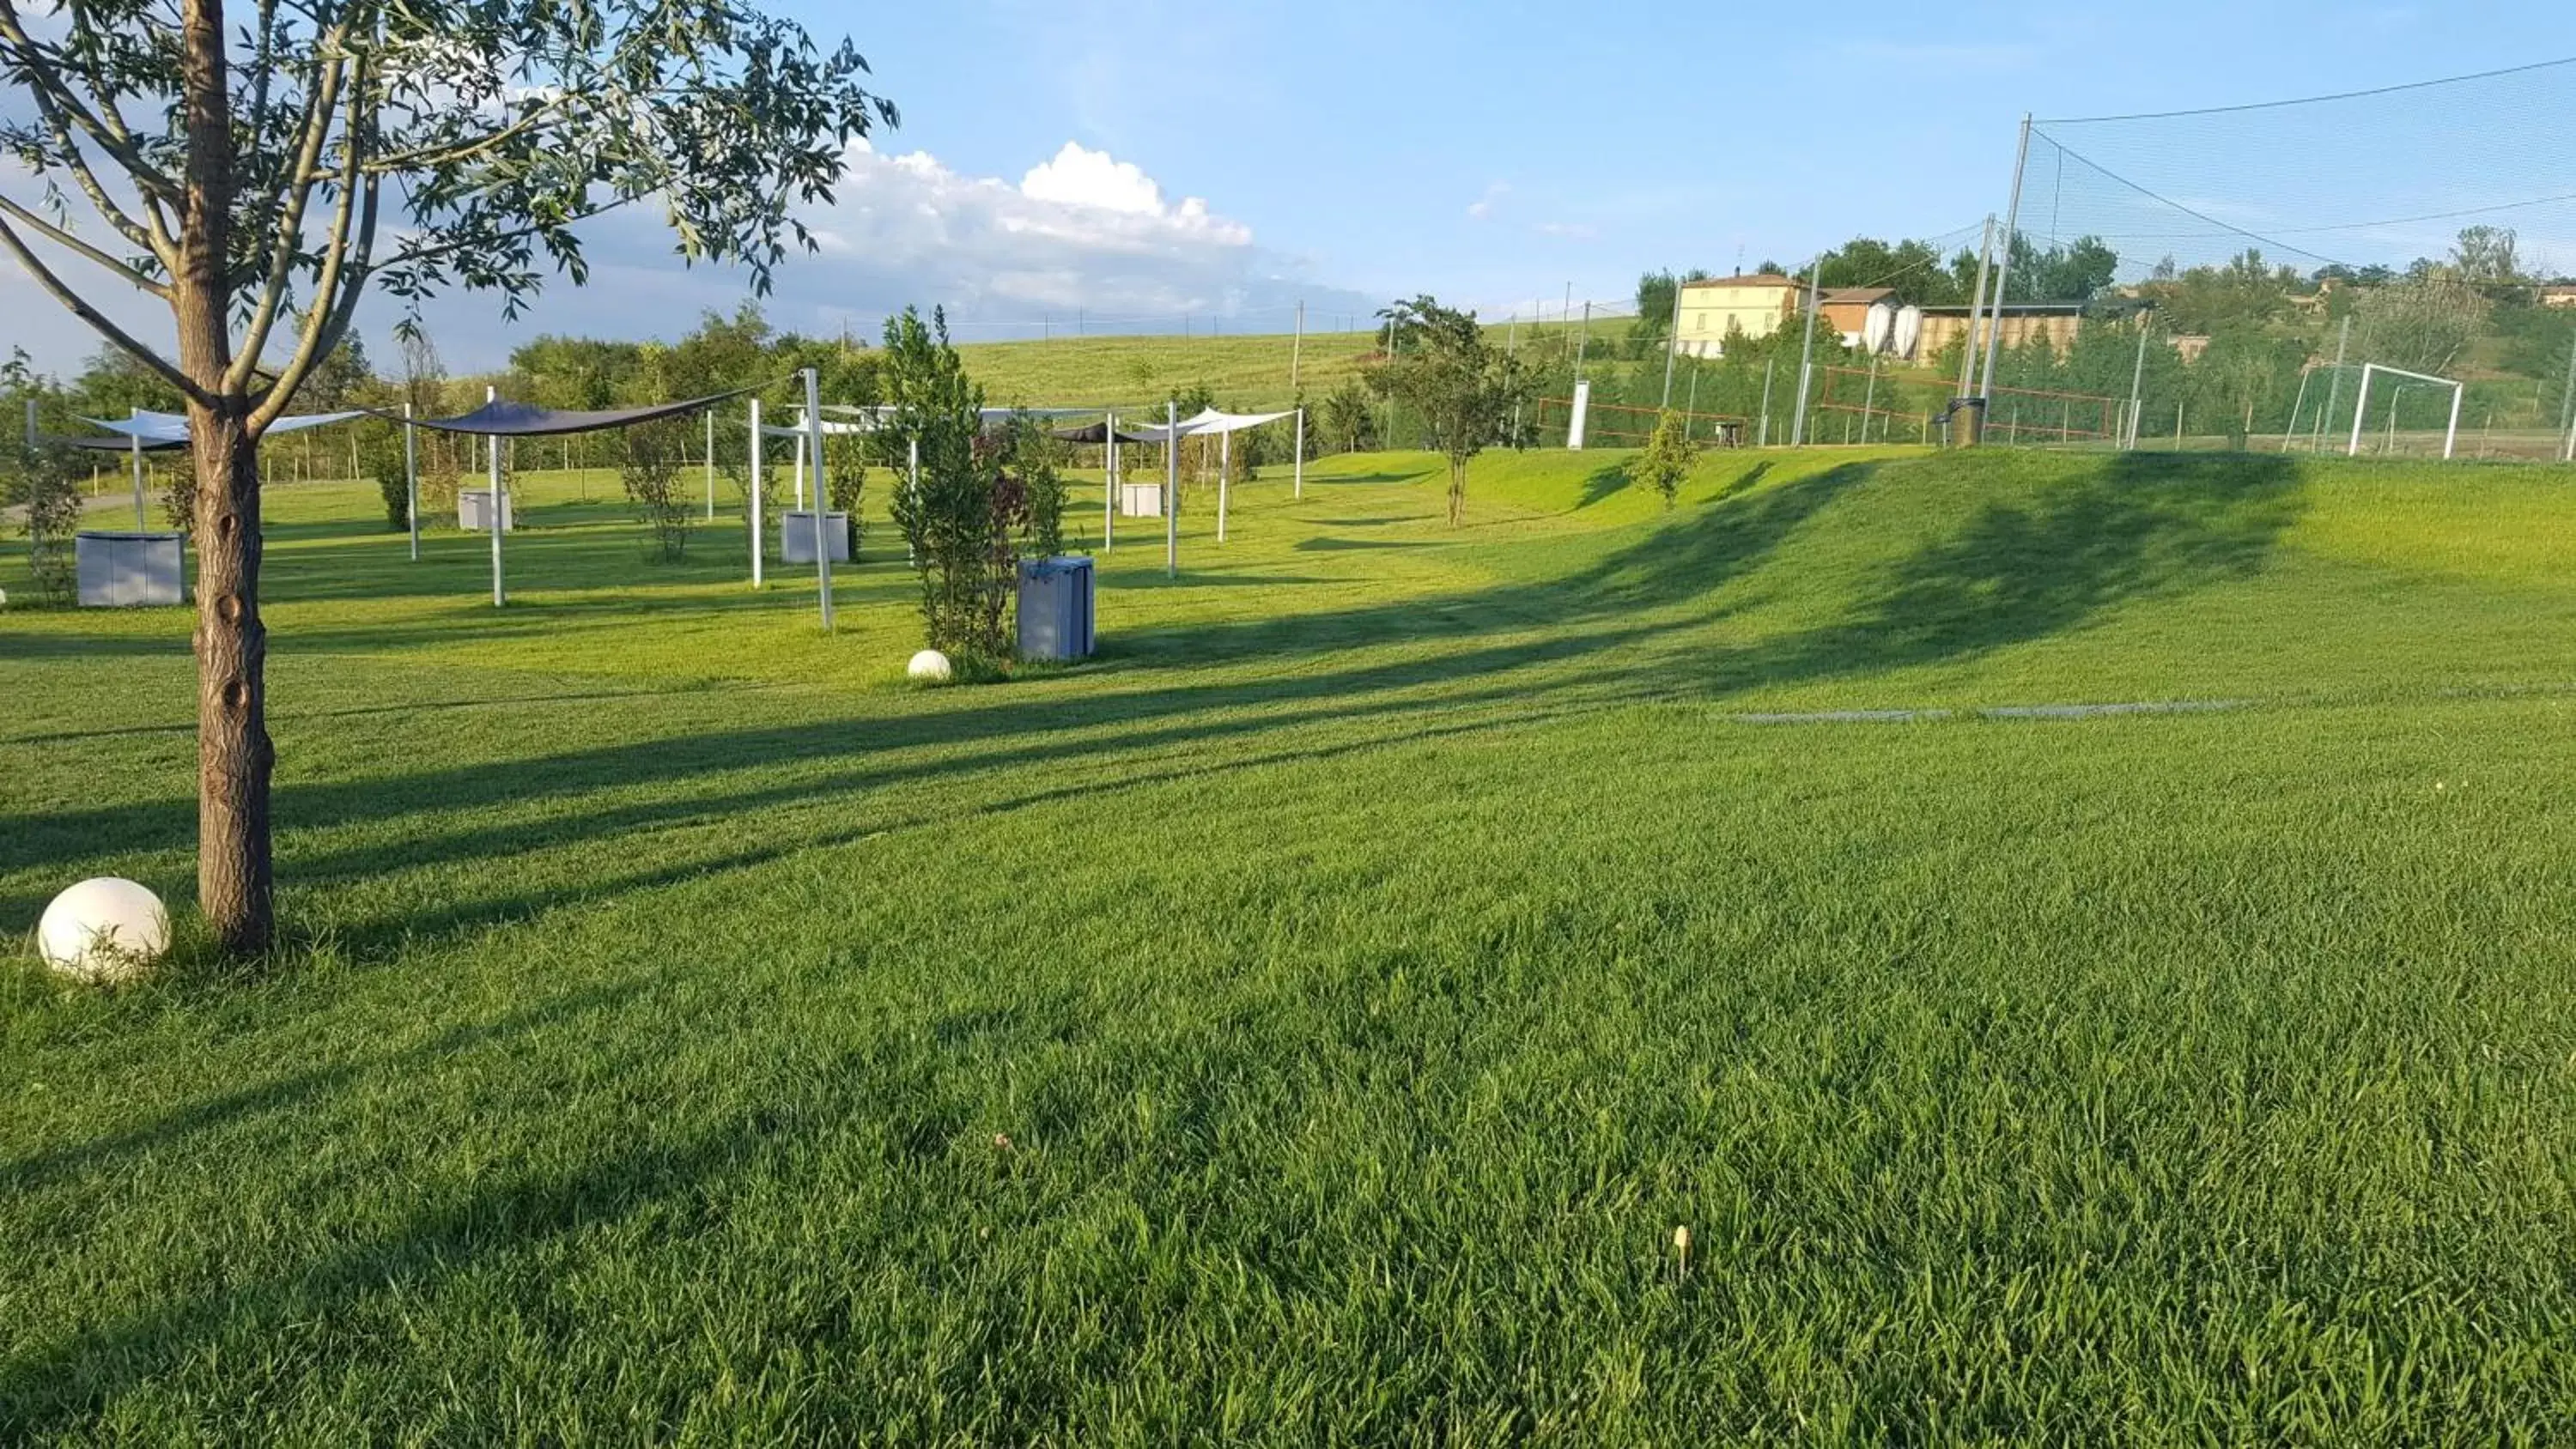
[75,531,185,608]
[458,488,514,531]
[779,511,852,564]
[1017,555,1097,662]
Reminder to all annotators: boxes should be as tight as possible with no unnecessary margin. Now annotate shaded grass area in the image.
[5,445,2576,1440]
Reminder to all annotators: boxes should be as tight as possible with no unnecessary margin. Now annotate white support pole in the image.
[793,422,807,511]
[1218,428,1230,543]
[749,398,765,589]
[1758,358,1776,448]
[487,385,504,607]
[1104,410,1117,549]
[2281,367,2314,454]
[805,368,832,631]
[404,403,419,560]
[130,431,145,529]
[1660,276,1685,409]
[705,408,716,520]
[1959,215,1995,400]
[1164,401,1179,579]
[2348,365,2378,457]
[2558,330,2576,464]
[1861,354,1880,443]
[907,437,920,565]
[2443,382,2464,461]
[1294,407,1305,499]
[2126,312,2151,451]
[1979,118,2033,404]
[1790,256,1821,446]
[2318,315,2352,453]
[1291,300,1304,394]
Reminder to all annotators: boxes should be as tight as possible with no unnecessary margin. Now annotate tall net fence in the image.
[1990,58,2576,459]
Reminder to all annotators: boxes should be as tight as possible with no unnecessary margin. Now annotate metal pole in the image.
[404,402,419,559]
[2281,367,2313,453]
[1575,300,1591,381]
[1862,354,1880,444]
[130,431,145,529]
[1758,358,1776,447]
[487,385,503,607]
[1959,215,1995,400]
[1660,275,1685,409]
[749,398,764,589]
[1104,410,1117,549]
[1981,120,2033,407]
[704,408,715,520]
[1790,258,1821,446]
[1291,300,1303,394]
[1508,309,1522,441]
[805,367,833,630]
[1383,314,1398,448]
[2348,365,2377,457]
[793,422,806,510]
[1164,401,1179,579]
[2557,330,2576,464]
[1684,364,1700,441]
[1218,428,1230,543]
[2127,312,2151,451]
[2443,382,2463,460]
[2318,314,2351,454]
[1293,407,1305,499]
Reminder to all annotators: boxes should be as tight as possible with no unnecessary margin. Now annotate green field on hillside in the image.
[8,445,2576,1441]
[956,328,1382,409]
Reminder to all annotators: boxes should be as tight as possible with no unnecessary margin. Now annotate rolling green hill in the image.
[9,445,2576,1440]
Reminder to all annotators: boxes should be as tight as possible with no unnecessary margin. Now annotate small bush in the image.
[14,441,83,603]
[621,420,697,561]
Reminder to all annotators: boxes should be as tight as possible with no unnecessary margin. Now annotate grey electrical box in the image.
[458,488,514,531]
[75,531,185,608]
[1017,555,1096,662]
[778,511,851,564]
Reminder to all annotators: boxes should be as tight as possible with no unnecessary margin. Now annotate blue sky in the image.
[3,0,2568,373]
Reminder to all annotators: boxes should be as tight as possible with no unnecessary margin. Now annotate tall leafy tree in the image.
[0,0,896,953]
[1368,295,1530,525]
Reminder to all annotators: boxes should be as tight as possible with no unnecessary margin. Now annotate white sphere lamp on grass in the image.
[908,649,953,683]
[35,877,169,984]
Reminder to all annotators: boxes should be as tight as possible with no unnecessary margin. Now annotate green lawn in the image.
[7,444,2576,1442]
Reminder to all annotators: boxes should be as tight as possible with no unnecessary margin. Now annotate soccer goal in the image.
[2347,362,2464,460]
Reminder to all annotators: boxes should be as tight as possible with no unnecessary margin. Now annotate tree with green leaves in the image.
[1634,409,1695,511]
[1368,296,1529,525]
[0,0,896,953]
[883,306,1011,663]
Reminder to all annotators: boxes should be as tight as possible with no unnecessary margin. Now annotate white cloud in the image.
[1467,182,1510,221]
[1533,221,1599,241]
[1020,141,1167,217]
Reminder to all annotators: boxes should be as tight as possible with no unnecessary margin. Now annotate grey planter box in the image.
[458,488,514,531]
[1018,555,1096,662]
[779,511,851,564]
[75,531,185,608]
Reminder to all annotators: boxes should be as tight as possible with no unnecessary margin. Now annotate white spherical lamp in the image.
[907,649,954,683]
[35,877,169,984]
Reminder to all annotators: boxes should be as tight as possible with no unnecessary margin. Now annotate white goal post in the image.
[2347,362,2464,460]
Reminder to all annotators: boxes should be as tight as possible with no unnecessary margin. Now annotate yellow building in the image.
[1674,275,1803,357]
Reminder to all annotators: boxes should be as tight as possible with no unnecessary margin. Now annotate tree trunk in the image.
[1448,458,1467,525]
[190,408,274,952]
[177,0,273,953]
